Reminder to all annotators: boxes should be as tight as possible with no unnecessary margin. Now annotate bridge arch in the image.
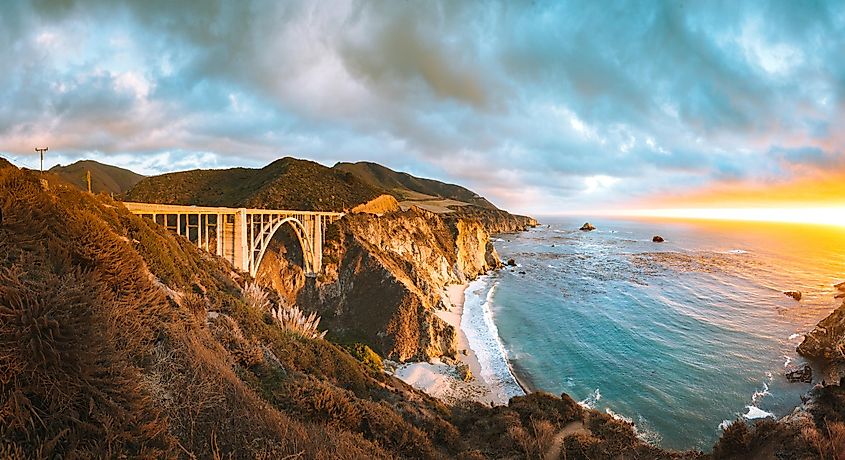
[122,203,342,276]
[249,216,316,277]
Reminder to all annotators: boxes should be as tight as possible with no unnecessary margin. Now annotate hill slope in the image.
[334,161,497,209]
[126,157,382,211]
[49,160,145,194]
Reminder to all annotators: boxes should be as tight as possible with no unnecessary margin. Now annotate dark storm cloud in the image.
[1,0,844,213]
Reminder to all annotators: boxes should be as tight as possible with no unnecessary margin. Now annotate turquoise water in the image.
[474,217,845,451]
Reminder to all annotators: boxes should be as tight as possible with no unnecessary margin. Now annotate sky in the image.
[1,0,844,216]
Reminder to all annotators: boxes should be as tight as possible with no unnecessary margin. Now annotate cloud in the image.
[1,0,844,215]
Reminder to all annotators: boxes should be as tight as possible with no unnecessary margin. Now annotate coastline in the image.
[393,279,524,406]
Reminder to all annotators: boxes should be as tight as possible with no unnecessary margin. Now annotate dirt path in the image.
[545,420,590,460]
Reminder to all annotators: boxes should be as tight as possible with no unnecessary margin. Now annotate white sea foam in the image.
[751,383,771,404]
[718,420,733,431]
[605,408,632,424]
[724,249,749,254]
[461,277,525,404]
[783,356,793,367]
[578,388,601,409]
[788,333,802,340]
[743,406,775,420]
[605,409,662,445]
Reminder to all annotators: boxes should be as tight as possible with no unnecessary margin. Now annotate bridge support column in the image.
[215,214,223,256]
[312,216,322,275]
[233,209,249,273]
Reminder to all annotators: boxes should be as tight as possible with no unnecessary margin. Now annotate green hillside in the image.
[49,160,145,194]
[125,157,383,211]
[334,161,497,209]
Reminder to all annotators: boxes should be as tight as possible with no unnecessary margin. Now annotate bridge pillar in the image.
[233,209,249,273]
[215,214,223,257]
[312,215,322,275]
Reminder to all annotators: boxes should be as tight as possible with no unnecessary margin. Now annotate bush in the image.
[714,420,751,458]
[344,343,383,373]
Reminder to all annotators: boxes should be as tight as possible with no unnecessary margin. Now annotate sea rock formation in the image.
[798,298,845,375]
[507,258,516,266]
[784,290,803,301]
[653,235,665,242]
[785,364,813,383]
[580,222,596,231]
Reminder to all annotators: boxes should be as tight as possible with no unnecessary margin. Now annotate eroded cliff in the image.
[258,207,501,361]
[798,297,845,384]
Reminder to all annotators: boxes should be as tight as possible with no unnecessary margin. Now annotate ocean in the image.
[461,217,845,451]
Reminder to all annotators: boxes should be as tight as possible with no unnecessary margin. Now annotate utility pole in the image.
[86,170,92,193]
[35,147,48,175]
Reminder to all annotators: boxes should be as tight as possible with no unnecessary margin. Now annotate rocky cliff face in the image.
[798,298,845,384]
[259,207,501,361]
[451,205,539,234]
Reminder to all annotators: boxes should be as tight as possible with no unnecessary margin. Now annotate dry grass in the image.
[271,305,327,340]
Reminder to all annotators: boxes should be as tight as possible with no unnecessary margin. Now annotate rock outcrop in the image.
[580,222,596,231]
[798,298,845,376]
[653,235,665,242]
[785,364,813,383]
[450,205,538,234]
[261,207,502,361]
[784,290,803,301]
[351,194,401,215]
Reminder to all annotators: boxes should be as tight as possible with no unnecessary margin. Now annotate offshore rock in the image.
[652,235,665,242]
[799,298,845,364]
[784,291,803,301]
[786,365,813,383]
[506,258,516,267]
[580,222,596,231]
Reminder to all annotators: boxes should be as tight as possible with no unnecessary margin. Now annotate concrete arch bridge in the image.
[123,202,344,277]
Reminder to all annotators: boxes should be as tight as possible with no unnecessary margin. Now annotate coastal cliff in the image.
[798,297,845,384]
[451,205,539,234]
[122,157,530,361]
[259,207,502,361]
[3,163,694,459]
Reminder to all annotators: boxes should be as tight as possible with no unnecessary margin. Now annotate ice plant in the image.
[271,305,327,340]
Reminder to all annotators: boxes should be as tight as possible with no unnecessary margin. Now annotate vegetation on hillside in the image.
[1,165,705,459]
[48,160,145,194]
[126,157,382,211]
[334,161,498,209]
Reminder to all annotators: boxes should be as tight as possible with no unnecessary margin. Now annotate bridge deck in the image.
[123,201,343,217]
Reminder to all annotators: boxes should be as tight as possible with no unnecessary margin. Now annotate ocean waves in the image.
[461,276,525,403]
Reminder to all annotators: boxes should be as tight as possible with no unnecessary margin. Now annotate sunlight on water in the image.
[480,218,845,451]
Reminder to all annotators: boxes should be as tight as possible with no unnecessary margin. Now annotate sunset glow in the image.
[609,206,845,228]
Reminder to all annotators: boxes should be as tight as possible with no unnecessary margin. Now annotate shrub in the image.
[271,305,327,340]
[714,420,751,458]
[344,343,383,373]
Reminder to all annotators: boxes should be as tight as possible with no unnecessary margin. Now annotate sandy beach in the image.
[392,283,511,406]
